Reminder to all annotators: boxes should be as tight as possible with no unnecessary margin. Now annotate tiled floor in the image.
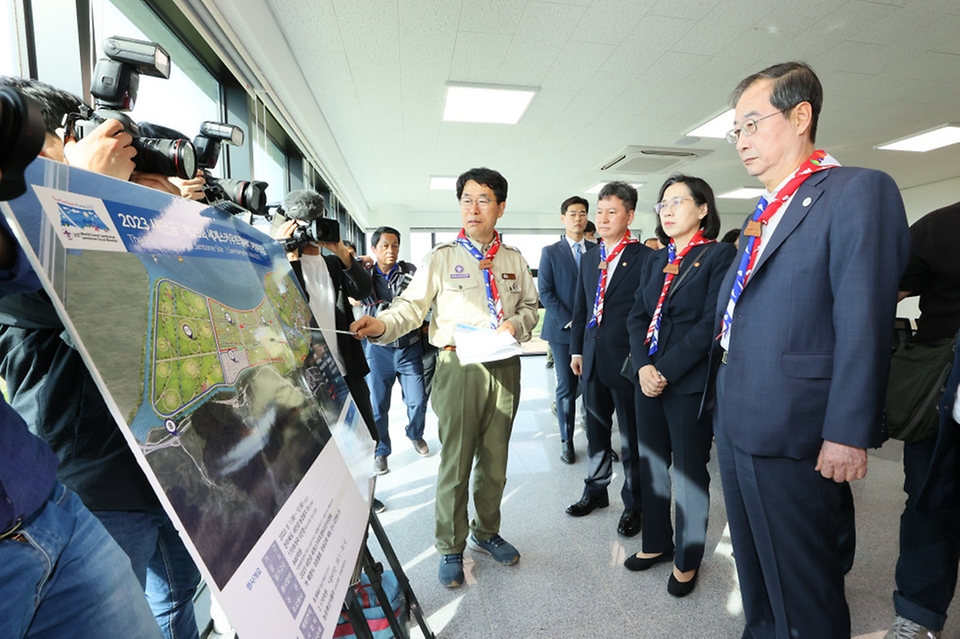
[367,355,960,639]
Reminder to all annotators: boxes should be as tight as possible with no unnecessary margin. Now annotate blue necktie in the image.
[573,242,582,269]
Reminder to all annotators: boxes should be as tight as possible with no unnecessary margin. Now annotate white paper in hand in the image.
[453,323,523,364]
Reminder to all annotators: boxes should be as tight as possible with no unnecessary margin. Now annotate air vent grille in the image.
[598,146,712,175]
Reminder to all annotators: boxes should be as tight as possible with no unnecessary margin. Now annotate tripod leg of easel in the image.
[343,587,376,639]
[361,547,407,638]
[368,511,436,639]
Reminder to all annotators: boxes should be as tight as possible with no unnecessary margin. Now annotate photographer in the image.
[274,190,378,444]
[0,76,200,639]
[0,84,163,638]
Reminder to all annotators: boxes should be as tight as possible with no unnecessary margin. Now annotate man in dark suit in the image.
[567,182,651,537]
[712,61,910,637]
[539,196,596,464]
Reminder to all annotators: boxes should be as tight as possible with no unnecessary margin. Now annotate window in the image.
[90,0,220,139]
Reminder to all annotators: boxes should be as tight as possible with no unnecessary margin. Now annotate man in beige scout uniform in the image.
[351,167,539,588]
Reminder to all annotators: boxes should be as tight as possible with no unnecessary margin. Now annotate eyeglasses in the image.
[654,196,694,214]
[725,111,783,145]
[459,196,494,210]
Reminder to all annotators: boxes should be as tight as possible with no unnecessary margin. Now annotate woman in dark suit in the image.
[623,174,736,597]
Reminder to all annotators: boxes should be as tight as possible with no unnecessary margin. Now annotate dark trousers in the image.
[421,340,438,403]
[365,341,427,458]
[583,372,641,511]
[549,340,579,443]
[893,435,960,631]
[714,366,849,639]
[346,373,378,443]
[635,391,713,572]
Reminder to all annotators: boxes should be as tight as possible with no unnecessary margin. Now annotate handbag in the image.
[885,336,956,442]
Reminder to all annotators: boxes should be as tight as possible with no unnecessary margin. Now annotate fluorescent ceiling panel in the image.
[429,176,458,190]
[584,182,644,194]
[718,187,766,199]
[877,124,960,152]
[442,85,537,124]
[687,109,736,139]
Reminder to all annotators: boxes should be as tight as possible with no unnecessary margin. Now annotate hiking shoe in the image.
[438,553,464,588]
[885,616,941,638]
[468,533,520,565]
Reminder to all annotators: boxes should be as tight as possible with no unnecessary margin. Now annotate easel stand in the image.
[340,509,435,639]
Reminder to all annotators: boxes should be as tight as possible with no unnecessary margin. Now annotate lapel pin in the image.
[802,197,812,206]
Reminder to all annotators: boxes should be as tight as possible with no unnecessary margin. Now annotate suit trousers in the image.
[365,341,427,458]
[715,365,849,639]
[549,340,579,443]
[583,371,641,511]
[431,351,520,554]
[635,390,713,572]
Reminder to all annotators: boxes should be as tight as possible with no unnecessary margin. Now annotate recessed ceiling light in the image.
[584,182,644,194]
[877,124,960,152]
[687,109,736,139]
[442,84,537,124]
[718,187,766,199]
[429,176,458,190]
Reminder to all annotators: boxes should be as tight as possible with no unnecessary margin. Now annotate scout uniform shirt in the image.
[369,238,540,348]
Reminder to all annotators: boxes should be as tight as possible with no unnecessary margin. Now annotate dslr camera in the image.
[192,121,269,217]
[0,85,45,200]
[62,36,197,179]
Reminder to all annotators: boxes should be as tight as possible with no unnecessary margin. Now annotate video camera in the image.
[62,36,197,179]
[191,120,269,217]
[0,85,45,201]
[277,190,340,252]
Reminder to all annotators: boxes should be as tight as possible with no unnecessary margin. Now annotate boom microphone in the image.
[282,189,326,222]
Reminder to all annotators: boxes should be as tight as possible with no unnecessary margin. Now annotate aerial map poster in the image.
[2,158,376,639]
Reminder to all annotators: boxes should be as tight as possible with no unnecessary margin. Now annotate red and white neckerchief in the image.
[588,231,638,328]
[719,148,839,340]
[456,229,503,328]
[645,228,714,355]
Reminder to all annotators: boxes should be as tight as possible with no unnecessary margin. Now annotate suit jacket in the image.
[571,241,652,388]
[711,166,910,459]
[539,236,597,344]
[628,241,736,396]
[291,254,373,380]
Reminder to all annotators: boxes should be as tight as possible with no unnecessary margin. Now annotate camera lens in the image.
[219,178,268,215]
[0,86,46,201]
[134,137,197,179]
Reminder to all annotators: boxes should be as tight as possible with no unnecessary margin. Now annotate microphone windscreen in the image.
[283,189,326,221]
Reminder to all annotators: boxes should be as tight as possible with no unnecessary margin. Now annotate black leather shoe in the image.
[566,493,609,516]
[617,509,642,537]
[624,549,674,572]
[617,510,640,537]
[668,569,699,597]
[610,449,620,463]
[560,441,575,464]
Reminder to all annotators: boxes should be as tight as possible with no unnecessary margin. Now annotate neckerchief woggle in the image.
[645,228,714,355]
[719,149,839,340]
[456,229,503,329]
[588,231,638,328]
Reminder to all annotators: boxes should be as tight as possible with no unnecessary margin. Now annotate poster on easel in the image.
[1,158,376,639]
